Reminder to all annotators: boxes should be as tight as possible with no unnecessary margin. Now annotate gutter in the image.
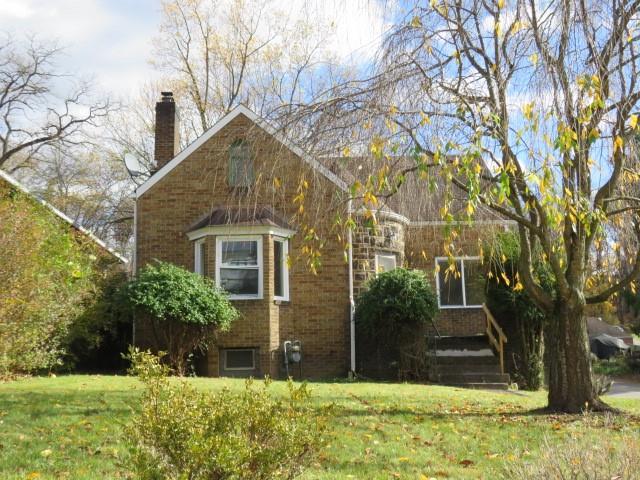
[347,198,356,375]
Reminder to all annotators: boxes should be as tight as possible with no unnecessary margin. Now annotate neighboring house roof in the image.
[587,317,633,339]
[136,104,348,199]
[188,206,291,231]
[0,169,128,263]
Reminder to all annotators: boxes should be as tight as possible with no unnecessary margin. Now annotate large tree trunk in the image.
[546,300,608,412]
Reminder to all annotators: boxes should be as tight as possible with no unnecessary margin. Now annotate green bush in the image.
[485,233,550,390]
[355,268,438,379]
[126,348,327,480]
[0,181,123,377]
[120,261,238,374]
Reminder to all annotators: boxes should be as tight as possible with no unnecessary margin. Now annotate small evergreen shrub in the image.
[355,268,438,379]
[120,261,238,374]
[126,348,327,480]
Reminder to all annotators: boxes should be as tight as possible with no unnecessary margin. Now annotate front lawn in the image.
[0,376,638,479]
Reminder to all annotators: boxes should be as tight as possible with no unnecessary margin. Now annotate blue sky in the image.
[0,0,396,99]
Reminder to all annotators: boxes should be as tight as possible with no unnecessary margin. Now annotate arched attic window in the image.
[228,140,254,187]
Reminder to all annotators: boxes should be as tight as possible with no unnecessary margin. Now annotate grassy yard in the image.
[0,376,639,479]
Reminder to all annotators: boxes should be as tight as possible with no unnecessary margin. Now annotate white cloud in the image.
[0,0,395,98]
[1,0,36,19]
[0,0,159,97]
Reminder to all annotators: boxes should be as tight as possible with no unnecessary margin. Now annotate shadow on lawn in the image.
[0,391,135,421]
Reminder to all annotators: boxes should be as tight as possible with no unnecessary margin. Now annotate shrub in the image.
[0,181,122,377]
[120,261,238,374]
[485,233,551,390]
[503,432,640,479]
[355,268,438,380]
[126,348,327,480]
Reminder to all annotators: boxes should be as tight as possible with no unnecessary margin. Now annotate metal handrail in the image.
[482,304,508,374]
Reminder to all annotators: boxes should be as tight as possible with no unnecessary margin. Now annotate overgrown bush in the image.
[63,265,131,372]
[485,233,552,390]
[355,268,438,380]
[126,348,327,480]
[503,432,640,479]
[120,261,238,374]
[0,181,123,378]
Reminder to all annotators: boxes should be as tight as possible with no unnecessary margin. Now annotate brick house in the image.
[134,92,511,379]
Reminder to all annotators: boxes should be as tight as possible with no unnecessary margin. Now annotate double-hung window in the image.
[435,257,484,308]
[216,237,263,299]
[273,238,289,301]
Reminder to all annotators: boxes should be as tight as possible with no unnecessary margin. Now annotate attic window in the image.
[228,140,253,187]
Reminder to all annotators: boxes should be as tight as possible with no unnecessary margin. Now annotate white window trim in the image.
[216,236,263,300]
[223,348,256,371]
[273,237,290,301]
[435,256,483,309]
[187,225,295,241]
[194,238,206,275]
[374,253,397,276]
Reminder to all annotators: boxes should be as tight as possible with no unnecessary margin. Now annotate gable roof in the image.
[0,169,128,263]
[136,104,348,198]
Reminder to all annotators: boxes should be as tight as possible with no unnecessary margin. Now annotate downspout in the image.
[132,200,137,347]
[347,198,356,375]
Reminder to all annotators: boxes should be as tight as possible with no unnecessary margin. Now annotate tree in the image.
[121,261,238,375]
[299,0,640,412]
[0,35,111,172]
[152,0,348,144]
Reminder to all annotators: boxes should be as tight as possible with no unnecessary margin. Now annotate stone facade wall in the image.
[136,113,350,379]
[351,214,407,296]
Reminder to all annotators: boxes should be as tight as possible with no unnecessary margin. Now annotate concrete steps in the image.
[428,335,510,390]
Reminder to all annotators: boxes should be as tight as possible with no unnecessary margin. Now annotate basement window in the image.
[223,348,256,370]
[216,237,263,299]
[435,257,484,308]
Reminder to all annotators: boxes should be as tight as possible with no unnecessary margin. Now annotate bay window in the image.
[436,257,484,308]
[216,237,263,299]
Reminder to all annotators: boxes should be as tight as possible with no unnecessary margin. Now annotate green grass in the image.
[0,376,639,479]
[593,356,634,376]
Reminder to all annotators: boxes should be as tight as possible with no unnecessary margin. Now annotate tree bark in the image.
[546,300,609,412]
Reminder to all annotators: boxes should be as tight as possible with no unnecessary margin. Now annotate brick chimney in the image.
[154,91,179,171]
